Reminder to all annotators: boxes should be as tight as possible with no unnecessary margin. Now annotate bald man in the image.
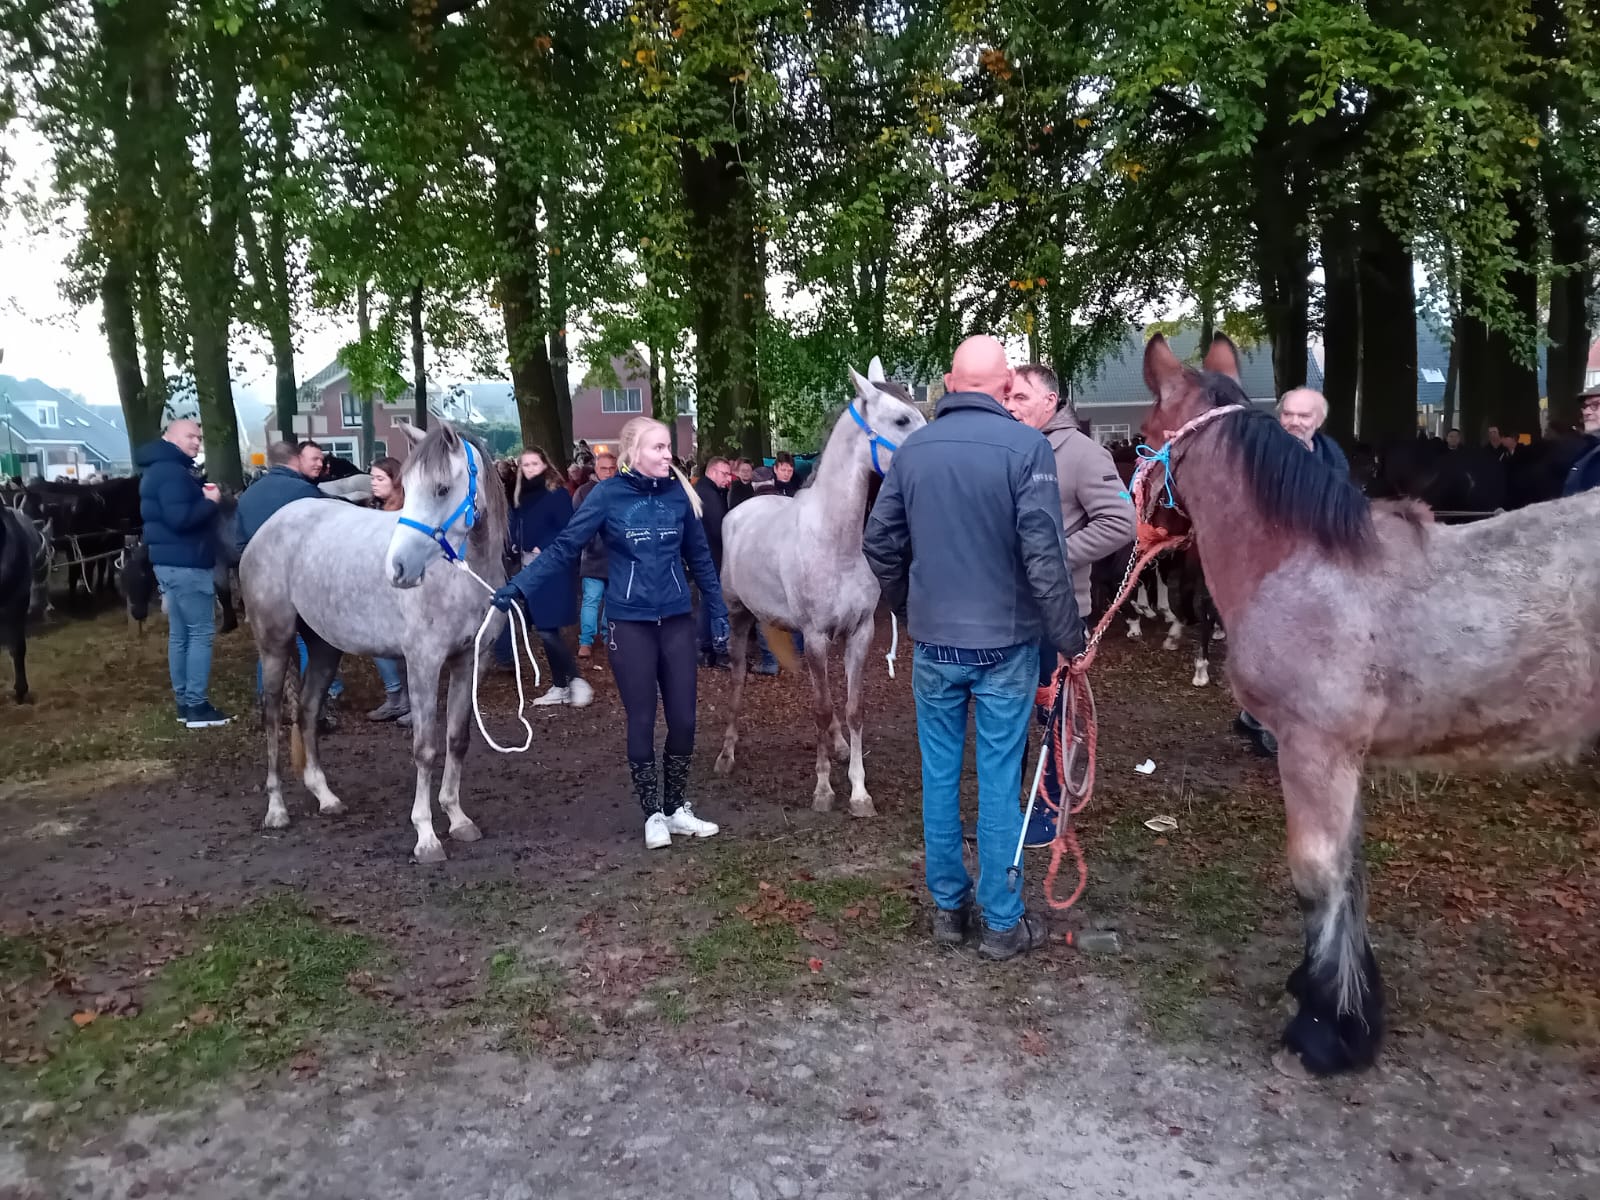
[136,418,230,728]
[865,334,1083,964]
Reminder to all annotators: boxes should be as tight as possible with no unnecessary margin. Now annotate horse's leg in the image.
[713,603,756,777]
[805,639,835,812]
[297,635,346,816]
[436,654,481,843]
[841,618,875,817]
[1191,598,1213,688]
[261,643,291,828]
[826,638,848,762]
[405,655,447,863]
[1156,567,1183,650]
[1277,732,1384,1075]
[8,621,30,704]
[1131,576,1155,619]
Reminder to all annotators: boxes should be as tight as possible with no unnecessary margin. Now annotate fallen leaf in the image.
[808,957,824,973]
[71,1011,97,1028]
[290,1050,320,1078]
[189,1006,217,1026]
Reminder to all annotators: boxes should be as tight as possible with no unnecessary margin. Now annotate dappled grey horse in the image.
[714,359,926,813]
[241,422,508,862]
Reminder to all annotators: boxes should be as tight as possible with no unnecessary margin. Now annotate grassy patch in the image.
[685,918,805,990]
[0,611,256,781]
[1129,953,1213,1043]
[0,933,46,981]
[474,947,584,1054]
[5,897,378,1131]
[1164,863,1261,939]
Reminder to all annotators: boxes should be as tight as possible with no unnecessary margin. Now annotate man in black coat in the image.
[1564,388,1600,497]
[693,457,733,665]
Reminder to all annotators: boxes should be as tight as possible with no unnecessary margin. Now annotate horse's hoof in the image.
[263,810,290,830]
[812,789,835,813]
[713,752,735,777]
[318,799,346,816]
[413,841,448,864]
[831,741,849,763]
[849,796,876,818]
[16,692,33,705]
[449,820,482,843]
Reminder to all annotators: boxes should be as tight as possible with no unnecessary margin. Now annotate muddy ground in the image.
[1,609,1597,1199]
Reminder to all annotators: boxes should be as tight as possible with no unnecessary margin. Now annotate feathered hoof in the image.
[449,820,482,843]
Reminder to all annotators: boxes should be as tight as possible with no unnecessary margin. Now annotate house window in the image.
[34,402,58,428]
[322,437,360,466]
[601,387,643,414]
[1419,367,1445,384]
[1094,423,1132,446]
[914,385,930,406]
[371,440,388,460]
[340,392,362,428]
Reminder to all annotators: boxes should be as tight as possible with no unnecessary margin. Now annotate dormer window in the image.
[35,402,58,428]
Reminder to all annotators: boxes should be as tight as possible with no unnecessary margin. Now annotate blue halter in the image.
[847,401,900,477]
[1130,442,1178,509]
[396,440,480,563]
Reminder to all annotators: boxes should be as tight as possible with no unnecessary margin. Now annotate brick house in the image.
[572,355,696,462]
[260,362,517,468]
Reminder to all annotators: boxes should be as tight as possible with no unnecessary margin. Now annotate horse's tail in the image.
[761,622,803,675]
[286,665,307,776]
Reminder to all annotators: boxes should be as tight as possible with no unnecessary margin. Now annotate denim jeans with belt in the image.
[153,564,217,708]
[912,642,1039,932]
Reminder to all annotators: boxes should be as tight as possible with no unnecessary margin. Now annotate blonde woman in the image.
[492,417,729,848]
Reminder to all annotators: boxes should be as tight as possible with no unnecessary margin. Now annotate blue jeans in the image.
[375,657,404,694]
[912,643,1039,932]
[154,565,217,708]
[255,636,345,699]
[580,578,606,646]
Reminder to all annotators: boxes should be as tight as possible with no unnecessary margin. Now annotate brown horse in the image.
[1139,332,1600,1075]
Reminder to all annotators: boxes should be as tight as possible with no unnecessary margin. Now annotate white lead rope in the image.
[454,560,542,753]
[886,612,899,679]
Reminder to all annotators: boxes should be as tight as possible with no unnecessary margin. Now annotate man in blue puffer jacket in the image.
[136,419,229,728]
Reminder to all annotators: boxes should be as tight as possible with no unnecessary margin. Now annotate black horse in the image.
[0,507,45,703]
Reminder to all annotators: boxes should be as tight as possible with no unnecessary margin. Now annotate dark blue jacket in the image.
[508,482,579,628]
[1313,432,1350,478]
[135,439,216,570]
[1563,436,1600,497]
[235,465,324,553]
[506,469,726,625]
[863,391,1084,656]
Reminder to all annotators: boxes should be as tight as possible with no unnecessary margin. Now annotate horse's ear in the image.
[439,421,460,448]
[396,423,426,447]
[1201,333,1242,382]
[848,366,876,399]
[867,356,887,384]
[1143,334,1186,401]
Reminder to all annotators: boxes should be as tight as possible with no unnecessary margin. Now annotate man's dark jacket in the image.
[1312,432,1350,478]
[693,476,730,569]
[235,464,323,554]
[135,439,216,570]
[1564,434,1600,497]
[863,390,1084,657]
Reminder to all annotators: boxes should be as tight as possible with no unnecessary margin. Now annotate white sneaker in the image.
[532,686,570,707]
[567,677,594,708]
[666,805,719,840]
[644,812,672,849]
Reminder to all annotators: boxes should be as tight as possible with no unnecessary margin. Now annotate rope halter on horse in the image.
[396,440,480,562]
[846,401,900,478]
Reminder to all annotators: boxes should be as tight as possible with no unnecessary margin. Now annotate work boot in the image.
[932,897,975,948]
[662,753,719,839]
[979,911,1051,961]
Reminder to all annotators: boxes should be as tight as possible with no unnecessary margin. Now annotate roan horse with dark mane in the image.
[1139,332,1600,1076]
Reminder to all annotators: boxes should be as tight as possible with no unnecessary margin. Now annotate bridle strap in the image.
[847,400,899,477]
[395,441,480,563]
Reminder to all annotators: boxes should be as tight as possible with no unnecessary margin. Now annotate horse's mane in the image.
[799,377,916,493]
[1195,372,1375,554]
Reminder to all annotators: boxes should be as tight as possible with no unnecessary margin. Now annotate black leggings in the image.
[539,628,578,689]
[608,614,698,763]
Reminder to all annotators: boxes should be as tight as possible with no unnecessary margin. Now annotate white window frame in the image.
[601,387,644,415]
[322,436,360,465]
[35,402,58,428]
[340,391,362,428]
[1419,367,1445,384]
[1094,423,1132,446]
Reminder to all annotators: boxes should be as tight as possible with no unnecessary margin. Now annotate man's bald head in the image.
[946,335,1012,402]
[164,419,202,460]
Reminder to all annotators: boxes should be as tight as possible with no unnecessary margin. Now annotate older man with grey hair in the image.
[1278,386,1350,477]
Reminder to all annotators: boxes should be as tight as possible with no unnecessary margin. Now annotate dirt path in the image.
[2,612,1598,1198]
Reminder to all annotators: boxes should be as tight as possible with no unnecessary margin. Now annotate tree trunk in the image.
[102,253,153,447]
[409,279,428,435]
[1251,89,1309,397]
[1456,295,1491,443]
[1484,188,1541,437]
[356,280,375,465]
[1319,205,1359,446]
[496,165,565,460]
[681,90,763,458]
[241,207,298,443]
[544,186,572,463]
[1442,316,1461,435]
[1355,187,1417,444]
[1545,172,1591,428]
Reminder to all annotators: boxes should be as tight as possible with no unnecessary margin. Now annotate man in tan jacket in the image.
[1005,363,1136,846]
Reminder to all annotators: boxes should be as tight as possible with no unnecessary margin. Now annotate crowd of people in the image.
[130,354,1600,956]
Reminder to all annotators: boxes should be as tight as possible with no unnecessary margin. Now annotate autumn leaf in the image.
[808,957,824,973]
[71,1011,97,1028]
